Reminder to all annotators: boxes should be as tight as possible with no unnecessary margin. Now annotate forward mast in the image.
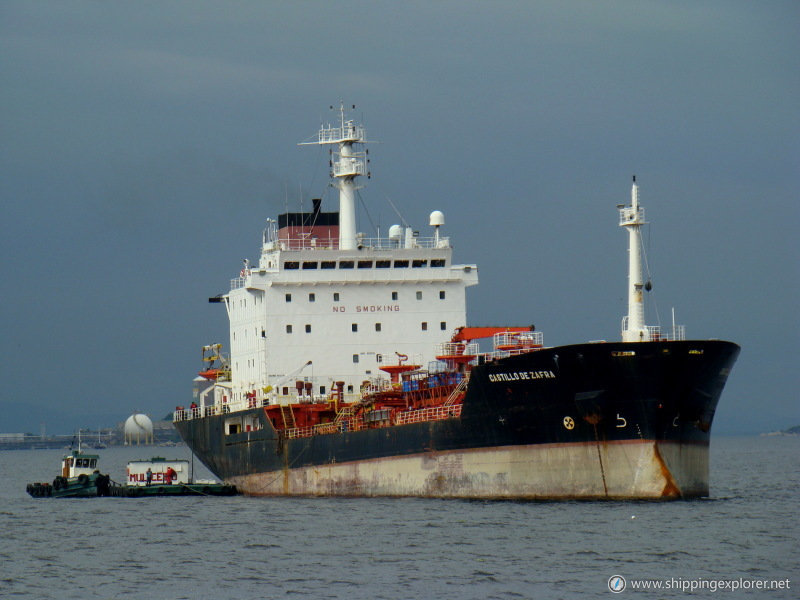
[619,176,684,342]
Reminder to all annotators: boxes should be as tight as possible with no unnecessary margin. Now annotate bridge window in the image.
[376,260,390,268]
[431,259,446,267]
[302,261,318,270]
[358,260,373,269]
[393,260,409,268]
[284,261,299,270]
[321,261,336,269]
[339,261,354,269]
[412,259,427,268]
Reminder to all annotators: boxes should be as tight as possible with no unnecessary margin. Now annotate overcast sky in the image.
[1,1,797,435]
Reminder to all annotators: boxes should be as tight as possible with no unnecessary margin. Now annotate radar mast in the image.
[301,103,368,250]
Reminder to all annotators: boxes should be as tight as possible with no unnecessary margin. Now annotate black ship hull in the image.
[174,340,739,499]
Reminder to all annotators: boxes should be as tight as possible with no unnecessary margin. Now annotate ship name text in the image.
[489,370,556,382]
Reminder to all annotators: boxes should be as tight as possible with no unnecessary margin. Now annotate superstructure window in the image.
[339,261,354,269]
[285,294,292,302]
[441,321,447,330]
[309,293,315,302]
[358,260,373,269]
[421,322,428,331]
[393,260,409,268]
[439,290,446,299]
[305,324,311,333]
[352,323,358,332]
[416,291,422,300]
[412,259,427,268]
[333,292,340,302]
[302,261,318,270]
[391,291,398,301]
[353,354,359,363]
[286,325,293,333]
[431,259,446,267]
[375,323,382,332]
[321,261,336,269]
[284,262,299,270]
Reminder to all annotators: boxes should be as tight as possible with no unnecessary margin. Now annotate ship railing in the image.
[280,404,463,439]
[359,236,450,250]
[360,378,393,396]
[333,156,366,177]
[318,123,366,144]
[492,331,543,350]
[173,392,365,424]
[644,325,686,341]
[284,415,366,439]
[277,235,339,250]
[620,319,686,342]
[395,404,463,425]
[478,346,545,362]
[619,206,645,225]
[172,397,265,422]
[272,235,449,251]
[435,342,479,357]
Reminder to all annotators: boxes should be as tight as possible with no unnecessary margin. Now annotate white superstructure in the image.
[208,107,478,408]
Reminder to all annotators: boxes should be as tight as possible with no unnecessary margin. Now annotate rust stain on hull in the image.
[653,443,682,498]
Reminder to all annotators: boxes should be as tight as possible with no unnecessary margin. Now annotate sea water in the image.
[0,435,797,599]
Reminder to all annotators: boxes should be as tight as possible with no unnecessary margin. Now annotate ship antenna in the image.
[299,102,369,250]
[619,176,649,342]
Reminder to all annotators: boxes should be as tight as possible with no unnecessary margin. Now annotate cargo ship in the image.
[173,106,739,499]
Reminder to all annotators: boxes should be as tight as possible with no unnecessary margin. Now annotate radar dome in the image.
[124,413,154,445]
[388,224,403,240]
[429,211,445,227]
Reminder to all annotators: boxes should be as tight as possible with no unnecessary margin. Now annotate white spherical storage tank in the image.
[124,413,154,445]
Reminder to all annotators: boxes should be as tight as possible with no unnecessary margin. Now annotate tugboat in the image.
[26,444,111,498]
[26,450,237,498]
